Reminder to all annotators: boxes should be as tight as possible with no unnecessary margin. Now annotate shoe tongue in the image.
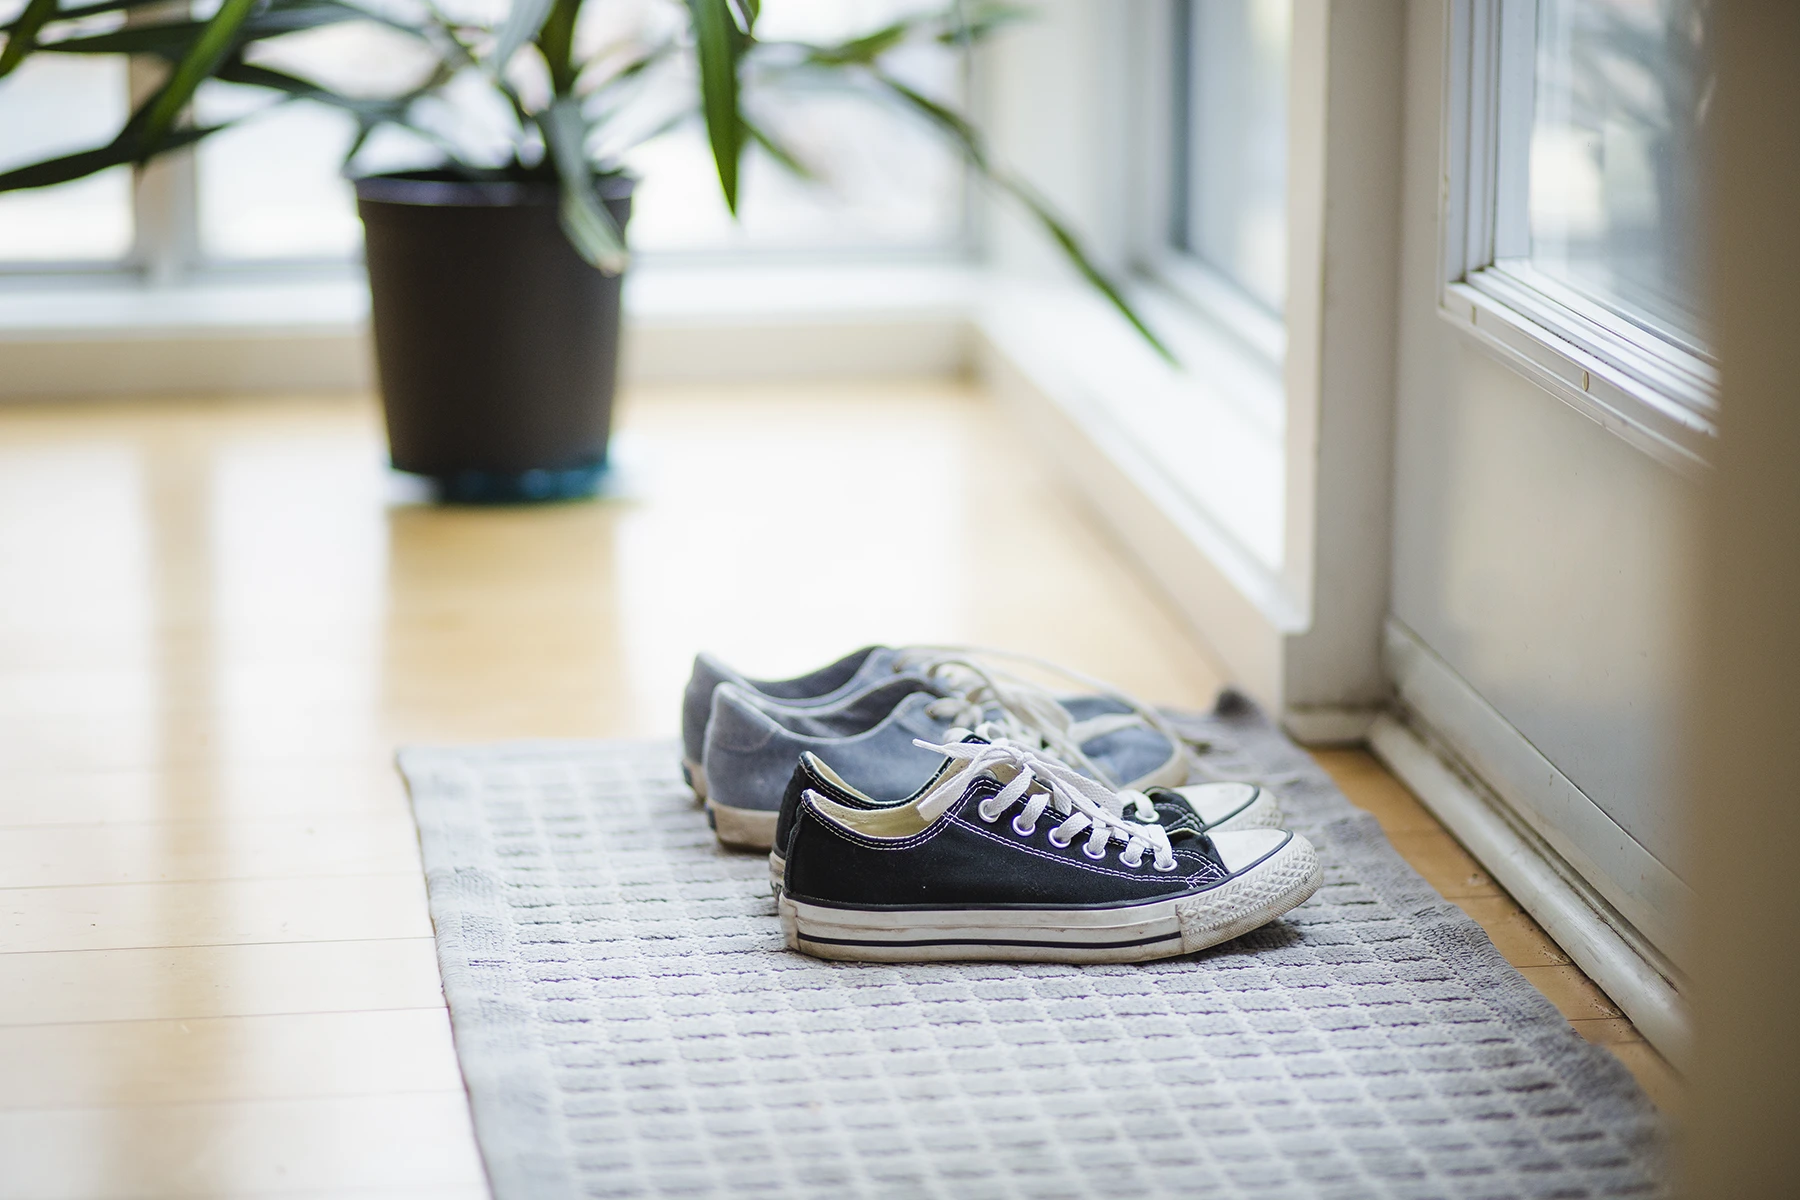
[915,768,974,823]
[916,759,1026,823]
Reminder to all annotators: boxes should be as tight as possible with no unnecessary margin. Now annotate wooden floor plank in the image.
[1381,829,1503,898]
[1607,1041,1683,1115]
[1515,964,1628,1021]
[0,1094,487,1200]
[0,1010,464,1110]
[0,815,422,889]
[2,875,433,954]
[0,939,444,1026]
[0,764,410,830]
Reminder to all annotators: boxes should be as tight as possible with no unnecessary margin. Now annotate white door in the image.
[1389,0,1709,972]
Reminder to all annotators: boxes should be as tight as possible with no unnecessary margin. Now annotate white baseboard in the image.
[1281,705,1382,746]
[1368,713,1687,1064]
[1384,620,1689,963]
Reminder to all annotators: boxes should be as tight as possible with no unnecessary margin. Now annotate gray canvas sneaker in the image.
[680,646,923,797]
[682,644,1196,801]
[703,683,961,850]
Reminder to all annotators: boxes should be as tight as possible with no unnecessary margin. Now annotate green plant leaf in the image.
[3,0,171,35]
[40,1,376,58]
[134,0,260,153]
[0,123,219,191]
[0,0,61,79]
[491,0,553,74]
[935,1,1030,45]
[687,0,743,214]
[741,112,813,180]
[870,71,988,167]
[801,20,909,66]
[533,0,580,94]
[29,20,200,55]
[214,59,412,119]
[1000,176,1175,363]
[580,40,673,104]
[872,70,1175,363]
[541,95,627,273]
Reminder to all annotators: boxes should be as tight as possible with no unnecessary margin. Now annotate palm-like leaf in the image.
[871,70,1173,362]
[687,0,745,213]
[0,0,60,79]
[542,96,627,273]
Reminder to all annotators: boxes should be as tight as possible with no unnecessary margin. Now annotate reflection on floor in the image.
[0,381,1674,1197]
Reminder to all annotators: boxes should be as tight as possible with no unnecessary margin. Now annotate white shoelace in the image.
[892,645,1199,792]
[910,737,1178,871]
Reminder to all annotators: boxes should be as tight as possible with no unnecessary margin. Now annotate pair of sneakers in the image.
[682,647,1321,963]
[684,644,1264,848]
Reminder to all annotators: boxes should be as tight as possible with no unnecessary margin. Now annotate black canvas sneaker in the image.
[765,736,1283,893]
[777,739,1321,963]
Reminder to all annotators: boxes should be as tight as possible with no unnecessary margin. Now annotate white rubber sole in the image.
[683,758,708,800]
[778,834,1321,963]
[708,799,779,851]
[768,851,786,895]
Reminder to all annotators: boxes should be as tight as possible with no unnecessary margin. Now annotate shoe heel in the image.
[777,895,801,950]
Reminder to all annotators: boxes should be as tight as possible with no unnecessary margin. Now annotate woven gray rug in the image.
[398,696,1663,1200]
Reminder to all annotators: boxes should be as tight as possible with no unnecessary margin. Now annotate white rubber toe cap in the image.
[1209,827,1294,874]
[1171,782,1282,831]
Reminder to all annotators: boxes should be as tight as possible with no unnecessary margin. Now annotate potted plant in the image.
[0,0,1165,502]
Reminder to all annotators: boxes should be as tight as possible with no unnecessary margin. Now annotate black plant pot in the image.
[355,171,634,504]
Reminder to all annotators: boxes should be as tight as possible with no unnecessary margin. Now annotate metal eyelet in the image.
[1082,842,1108,860]
[1152,858,1179,872]
[1047,829,1072,848]
[1119,852,1144,869]
[1011,814,1037,838]
[976,803,1003,823]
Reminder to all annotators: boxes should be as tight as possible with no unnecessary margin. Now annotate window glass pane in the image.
[1179,0,1289,314]
[0,55,133,262]
[188,0,962,263]
[195,96,362,261]
[1528,0,1708,346]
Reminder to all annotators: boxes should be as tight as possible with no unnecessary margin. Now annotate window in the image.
[0,0,965,277]
[1146,0,1291,368]
[1173,0,1289,316]
[1443,0,1714,468]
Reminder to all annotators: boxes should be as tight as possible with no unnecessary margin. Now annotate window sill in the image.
[0,262,980,398]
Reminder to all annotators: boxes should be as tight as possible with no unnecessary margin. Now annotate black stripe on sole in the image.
[797,930,1182,951]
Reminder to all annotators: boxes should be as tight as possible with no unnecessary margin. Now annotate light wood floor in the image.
[0,380,1675,1198]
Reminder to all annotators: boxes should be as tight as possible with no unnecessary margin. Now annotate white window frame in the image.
[1440,0,1715,473]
